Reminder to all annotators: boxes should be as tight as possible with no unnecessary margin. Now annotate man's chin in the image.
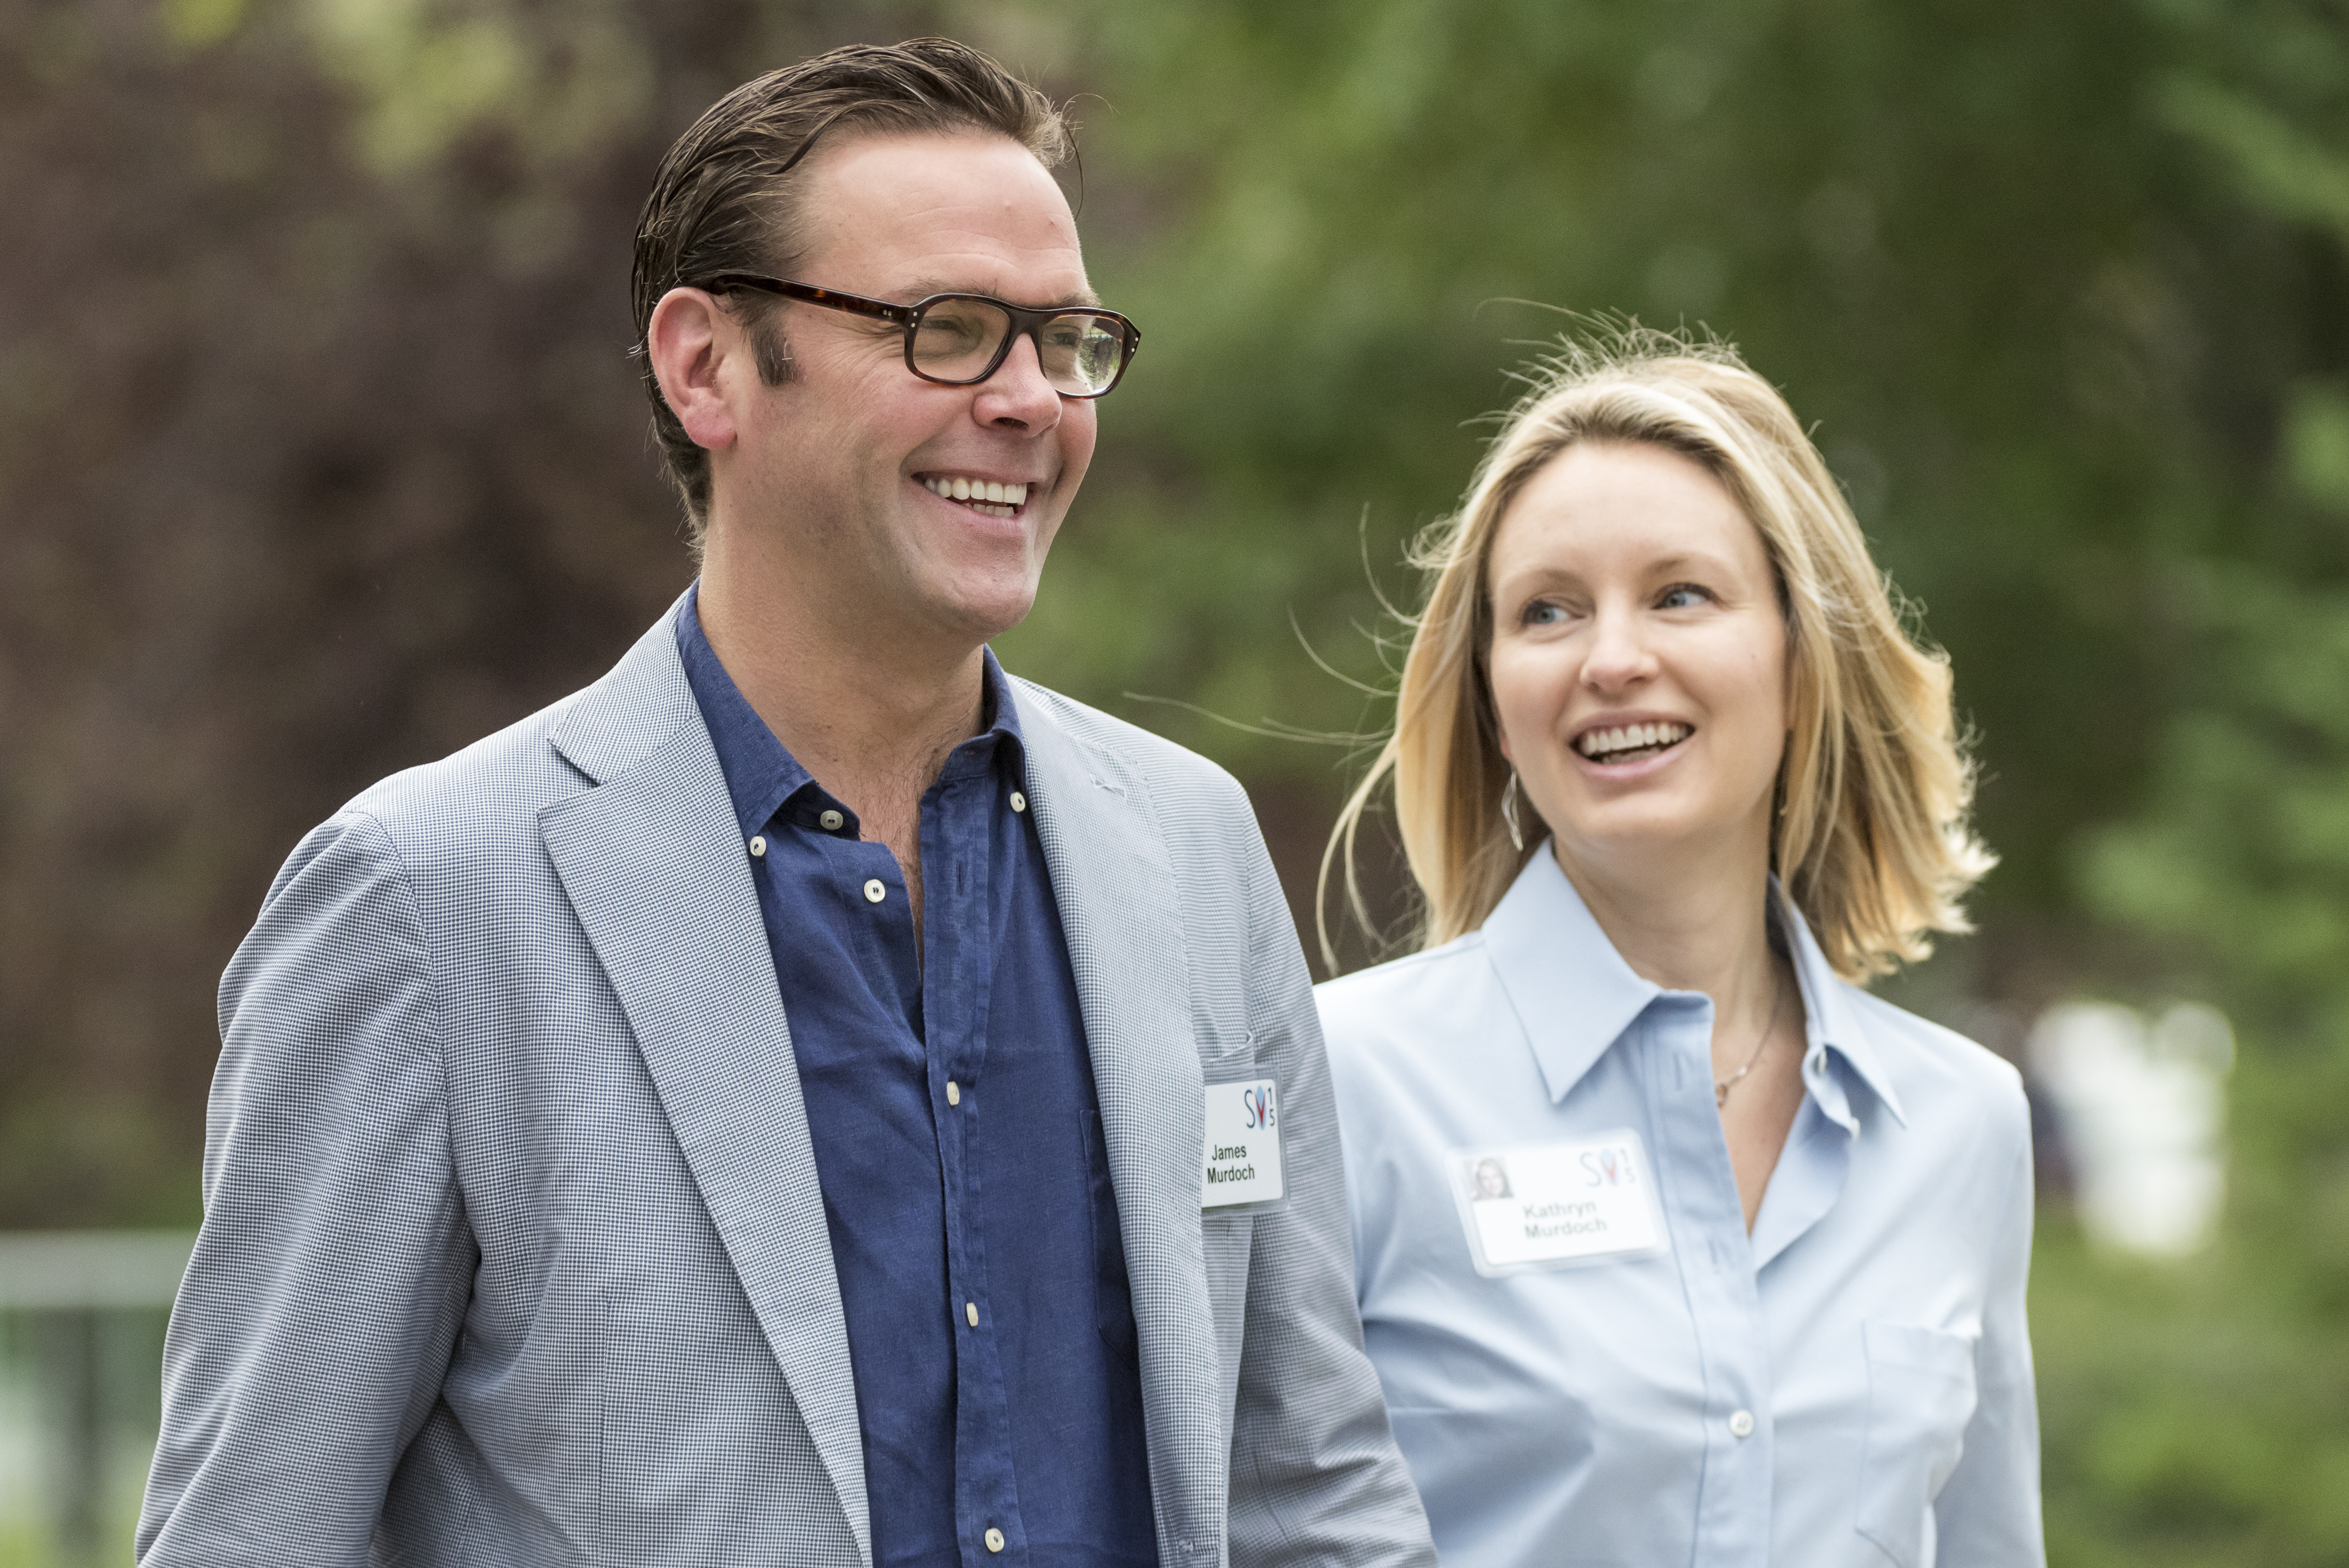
[962,594,1043,650]
[925,578,1044,652]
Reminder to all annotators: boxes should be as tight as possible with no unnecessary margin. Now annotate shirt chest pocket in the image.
[1856,1320,1979,1568]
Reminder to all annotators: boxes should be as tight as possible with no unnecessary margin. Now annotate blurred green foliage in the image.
[2054,7,2349,1560]
[2,0,2347,1559]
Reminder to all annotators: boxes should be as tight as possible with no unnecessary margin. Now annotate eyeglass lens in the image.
[910,299,1128,395]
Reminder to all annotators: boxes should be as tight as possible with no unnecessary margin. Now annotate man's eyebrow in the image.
[908,278,1103,309]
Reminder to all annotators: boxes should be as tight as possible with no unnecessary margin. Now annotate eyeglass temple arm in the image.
[694,275,913,325]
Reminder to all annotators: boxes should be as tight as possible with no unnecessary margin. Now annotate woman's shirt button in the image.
[1728,1408,1756,1439]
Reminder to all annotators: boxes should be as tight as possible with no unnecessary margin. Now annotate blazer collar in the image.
[538,592,874,1563]
[1482,845,1906,1128]
[546,588,704,787]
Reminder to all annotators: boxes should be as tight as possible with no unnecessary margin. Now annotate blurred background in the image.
[2,0,2345,1561]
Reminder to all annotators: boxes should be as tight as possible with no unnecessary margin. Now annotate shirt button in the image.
[863,879,886,904]
[965,1301,979,1327]
[946,1080,961,1106]
[1728,1408,1756,1439]
[985,1527,1006,1553]
[1009,790,1028,813]
[819,809,844,831]
[748,835,766,857]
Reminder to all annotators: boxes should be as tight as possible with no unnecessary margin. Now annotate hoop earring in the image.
[1501,772,1524,852]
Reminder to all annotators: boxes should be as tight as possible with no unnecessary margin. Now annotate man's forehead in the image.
[794,130,1091,303]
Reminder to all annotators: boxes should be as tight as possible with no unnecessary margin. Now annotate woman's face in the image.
[1486,440,1790,883]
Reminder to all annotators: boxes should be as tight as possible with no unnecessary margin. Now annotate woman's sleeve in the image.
[1930,1098,2047,1566]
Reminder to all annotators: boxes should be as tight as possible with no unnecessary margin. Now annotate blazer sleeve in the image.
[139,810,473,1565]
[1930,1108,2047,1566]
[1223,807,1437,1568]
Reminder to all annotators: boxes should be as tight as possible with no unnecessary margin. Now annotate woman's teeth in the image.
[923,476,1028,518]
[1577,722,1694,761]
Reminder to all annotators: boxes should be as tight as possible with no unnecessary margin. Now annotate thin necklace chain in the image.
[1714,964,1787,1109]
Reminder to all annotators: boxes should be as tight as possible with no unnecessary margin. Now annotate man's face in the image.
[714,130,1098,650]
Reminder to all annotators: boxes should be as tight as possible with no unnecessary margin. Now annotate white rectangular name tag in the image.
[1449,1130,1668,1274]
[1201,1079,1284,1208]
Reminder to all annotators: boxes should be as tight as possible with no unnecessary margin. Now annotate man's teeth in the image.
[923,476,1028,516]
[1577,722,1694,759]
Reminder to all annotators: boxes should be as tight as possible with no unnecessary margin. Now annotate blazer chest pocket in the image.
[1856,1320,1979,1568]
[1193,1025,1256,1077]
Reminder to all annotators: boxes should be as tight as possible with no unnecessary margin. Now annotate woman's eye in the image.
[1521,600,1564,627]
[1658,584,1712,610]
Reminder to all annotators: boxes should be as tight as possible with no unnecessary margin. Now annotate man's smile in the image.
[919,472,1032,519]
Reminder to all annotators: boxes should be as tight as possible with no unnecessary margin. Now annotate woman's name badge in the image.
[1449,1130,1670,1275]
[1201,1079,1285,1207]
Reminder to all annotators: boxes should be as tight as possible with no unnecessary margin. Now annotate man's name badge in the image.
[1449,1130,1670,1275]
[1201,1079,1284,1208]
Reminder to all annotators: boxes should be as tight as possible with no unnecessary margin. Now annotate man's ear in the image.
[647,287,739,453]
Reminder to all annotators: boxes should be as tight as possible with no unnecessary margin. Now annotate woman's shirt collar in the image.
[1479,843,1907,1131]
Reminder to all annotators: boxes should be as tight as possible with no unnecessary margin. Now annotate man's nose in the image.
[974,332,1064,432]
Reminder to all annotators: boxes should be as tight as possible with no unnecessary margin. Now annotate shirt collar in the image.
[1481,844,1906,1128]
[674,581,1027,841]
[1777,887,1907,1129]
[1481,847,1663,1104]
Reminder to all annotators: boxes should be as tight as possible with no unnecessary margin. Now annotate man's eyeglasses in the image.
[694,275,1140,399]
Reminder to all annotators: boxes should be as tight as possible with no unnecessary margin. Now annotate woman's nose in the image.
[1580,608,1657,692]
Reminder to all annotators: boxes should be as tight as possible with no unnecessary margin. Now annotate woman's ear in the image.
[647,287,739,453]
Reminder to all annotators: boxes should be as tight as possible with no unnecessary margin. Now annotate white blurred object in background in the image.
[2027,1000,2234,1257]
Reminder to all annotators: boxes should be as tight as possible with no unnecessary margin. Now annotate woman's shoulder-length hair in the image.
[1322,328,1995,982]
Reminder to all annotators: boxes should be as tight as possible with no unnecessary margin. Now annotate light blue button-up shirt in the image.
[1318,847,2042,1568]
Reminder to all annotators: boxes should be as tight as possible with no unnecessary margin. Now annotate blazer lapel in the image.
[1012,685,1223,1556]
[539,608,871,1565]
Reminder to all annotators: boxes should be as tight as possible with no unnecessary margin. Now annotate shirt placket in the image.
[929,759,1028,1568]
[1641,1000,1776,1566]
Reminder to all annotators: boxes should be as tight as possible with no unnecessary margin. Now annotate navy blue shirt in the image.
[677,592,1157,1568]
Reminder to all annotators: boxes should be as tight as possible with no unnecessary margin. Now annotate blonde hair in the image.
[1321,329,1994,981]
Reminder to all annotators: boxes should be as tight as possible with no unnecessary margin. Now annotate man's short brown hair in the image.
[630,39,1072,541]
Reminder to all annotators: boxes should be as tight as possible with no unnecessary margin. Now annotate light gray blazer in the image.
[139,601,1436,1567]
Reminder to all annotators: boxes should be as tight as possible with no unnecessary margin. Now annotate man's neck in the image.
[694,529,988,958]
[695,560,986,813]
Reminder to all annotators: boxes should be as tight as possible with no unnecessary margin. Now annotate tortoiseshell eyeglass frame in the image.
[692,274,1141,398]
